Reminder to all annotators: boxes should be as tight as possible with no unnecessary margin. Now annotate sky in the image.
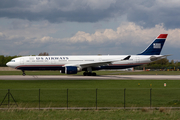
[0,0,180,61]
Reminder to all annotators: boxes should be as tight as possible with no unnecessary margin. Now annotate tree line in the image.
[0,55,180,70]
[136,58,180,70]
[0,55,19,67]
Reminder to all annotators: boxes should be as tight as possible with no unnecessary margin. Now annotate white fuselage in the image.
[6,55,157,71]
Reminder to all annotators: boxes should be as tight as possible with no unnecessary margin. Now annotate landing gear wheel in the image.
[22,70,26,76]
[83,72,88,76]
[88,72,92,76]
[92,72,96,76]
[83,72,96,76]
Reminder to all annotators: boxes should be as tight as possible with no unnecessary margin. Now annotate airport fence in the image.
[0,88,180,109]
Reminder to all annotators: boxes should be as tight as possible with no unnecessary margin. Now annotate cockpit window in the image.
[10,60,15,62]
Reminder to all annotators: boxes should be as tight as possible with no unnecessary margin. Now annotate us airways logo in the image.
[153,43,161,49]
[36,57,69,60]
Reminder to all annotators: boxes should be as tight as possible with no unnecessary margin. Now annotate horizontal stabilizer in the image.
[150,55,171,61]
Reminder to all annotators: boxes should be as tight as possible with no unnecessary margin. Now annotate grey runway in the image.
[0,75,180,80]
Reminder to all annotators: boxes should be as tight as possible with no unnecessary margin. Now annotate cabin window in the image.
[36,60,43,62]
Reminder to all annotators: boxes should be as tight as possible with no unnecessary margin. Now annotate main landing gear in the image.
[22,70,26,76]
[83,67,97,76]
[83,72,96,76]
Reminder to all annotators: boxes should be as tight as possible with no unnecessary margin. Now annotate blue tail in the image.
[138,34,168,55]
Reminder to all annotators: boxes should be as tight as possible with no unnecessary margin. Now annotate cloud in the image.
[0,18,57,42]
[60,22,180,48]
[0,0,118,23]
[0,32,6,38]
[1,0,180,28]
[2,21,180,48]
[126,0,180,28]
[40,36,54,43]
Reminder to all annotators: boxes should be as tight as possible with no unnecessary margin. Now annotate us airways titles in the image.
[36,56,69,60]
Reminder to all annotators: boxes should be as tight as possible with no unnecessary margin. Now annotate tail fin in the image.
[138,34,168,55]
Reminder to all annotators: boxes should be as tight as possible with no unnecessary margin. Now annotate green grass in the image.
[118,71,180,75]
[0,80,180,108]
[0,109,180,120]
[1,70,180,75]
[1,80,180,119]
[0,80,180,89]
[0,110,179,120]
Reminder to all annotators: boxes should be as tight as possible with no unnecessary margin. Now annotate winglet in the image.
[123,55,131,60]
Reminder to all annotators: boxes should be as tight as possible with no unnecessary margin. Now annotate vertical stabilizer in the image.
[138,34,168,55]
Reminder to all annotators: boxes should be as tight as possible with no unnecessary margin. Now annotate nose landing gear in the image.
[22,70,26,76]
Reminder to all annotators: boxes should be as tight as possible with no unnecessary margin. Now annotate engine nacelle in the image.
[65,66,78,74]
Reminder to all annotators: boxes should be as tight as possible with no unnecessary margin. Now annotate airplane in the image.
[6,34,168,76]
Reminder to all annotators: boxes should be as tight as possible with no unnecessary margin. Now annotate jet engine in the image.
[60,66,82,74]
[65,66,78,74]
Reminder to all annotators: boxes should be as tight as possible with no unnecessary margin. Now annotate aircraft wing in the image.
[64,55,131,68]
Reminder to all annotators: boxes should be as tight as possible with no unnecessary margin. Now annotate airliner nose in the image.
[6,62,9,66]
[6,62,14,68]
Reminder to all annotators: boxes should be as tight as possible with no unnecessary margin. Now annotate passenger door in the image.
[20,58,24,65]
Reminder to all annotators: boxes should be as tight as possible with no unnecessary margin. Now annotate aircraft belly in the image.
[16,65,64,71]
[91,64,140,71]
